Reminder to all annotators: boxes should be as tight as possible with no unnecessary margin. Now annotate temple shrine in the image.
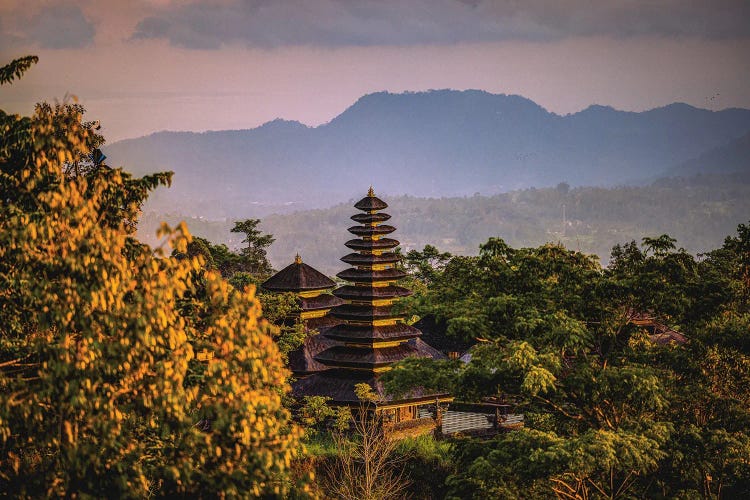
[263,188,452,430]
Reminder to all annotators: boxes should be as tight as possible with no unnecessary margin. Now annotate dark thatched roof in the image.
[351,212,391,223]
[287,333,339,376]
[344,238,399,251]
[331,304,404,322]
[354,195,388,212]
[347,225,396,237]
[413,315,476,355]
[340,252,401,266]
[261,259,336,292]
[288,330,442,377]
[324,323,421,343]
[337,267,406,282]
[299,294,345,311]
[292,368,449,404]
[333,284,411,301]
[314,343,424,369]
[305,315,343,332]
[409,338,448,360]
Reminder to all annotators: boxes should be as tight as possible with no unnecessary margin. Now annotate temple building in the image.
[261,255,344,377]
[287,188,452,430]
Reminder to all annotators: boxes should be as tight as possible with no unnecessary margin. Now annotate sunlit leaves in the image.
[521,366,557,396]
[0,66,302,497]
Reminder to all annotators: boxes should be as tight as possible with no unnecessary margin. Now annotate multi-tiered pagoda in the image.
[261,255,344,377]
[293,188,450,425]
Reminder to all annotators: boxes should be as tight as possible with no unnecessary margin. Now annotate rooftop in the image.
[261,255,336,292]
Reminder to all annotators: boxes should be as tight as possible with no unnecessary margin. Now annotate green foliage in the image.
[174,235,216,269]
[0,55,38,85]
[230,218,276,278]
[384,358,462,397]
[385,226,750,498]
[299,396,337,431]
[257,291,299,326]
[609,234,698,322]
[354,382,379,403]
[395,435,455,500]
[395,434,453,464]
[403,244,452,286]
[179,221,276,284]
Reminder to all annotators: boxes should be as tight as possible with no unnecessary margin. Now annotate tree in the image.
[0,56,304,497]
[171,232,305,367]
[0,55,37,85]
[325,384,409,500]
[384,238,684,498]
[231,218,276,278]
[386,230,750,497]
[403,244,452,287]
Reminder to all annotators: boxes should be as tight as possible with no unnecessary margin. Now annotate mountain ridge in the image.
[663,131,750,178]
[104,89,750,219]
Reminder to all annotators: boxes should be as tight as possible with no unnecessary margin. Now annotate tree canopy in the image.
[384,227,750,498]
[0,56,304,497]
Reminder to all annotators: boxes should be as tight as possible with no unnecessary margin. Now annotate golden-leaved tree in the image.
[0,56,304,497]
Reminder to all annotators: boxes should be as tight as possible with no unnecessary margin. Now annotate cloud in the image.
[27,4,96,48]
[0,2,95,49]
[130,0,750,49]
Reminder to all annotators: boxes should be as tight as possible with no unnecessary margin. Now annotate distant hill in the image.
[663,131,750,178]
[105,90,750,219]
[137,173,750,275]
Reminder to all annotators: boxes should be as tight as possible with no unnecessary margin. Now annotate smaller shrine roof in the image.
[261,256,336,292]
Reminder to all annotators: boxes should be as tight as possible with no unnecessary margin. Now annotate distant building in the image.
[629,311,688,345]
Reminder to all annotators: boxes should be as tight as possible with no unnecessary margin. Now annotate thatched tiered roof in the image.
[261,255,337,292]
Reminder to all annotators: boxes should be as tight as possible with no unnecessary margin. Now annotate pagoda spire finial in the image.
[367,185,375,197]
[295,253,302,264]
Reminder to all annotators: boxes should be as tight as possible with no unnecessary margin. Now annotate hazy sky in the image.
[2,0,749,142]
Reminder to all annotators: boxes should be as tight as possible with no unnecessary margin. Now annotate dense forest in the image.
[2,56,749,498]
[139,172,750,274]
[383,228,750,498]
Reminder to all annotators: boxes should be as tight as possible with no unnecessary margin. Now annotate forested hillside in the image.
[138,173,750,274]
[664,131,750,178]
